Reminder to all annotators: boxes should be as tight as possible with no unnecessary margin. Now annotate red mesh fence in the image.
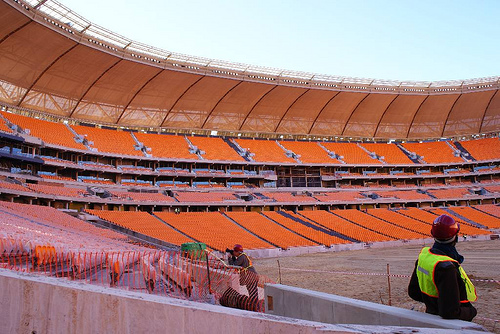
[0,239,273,312]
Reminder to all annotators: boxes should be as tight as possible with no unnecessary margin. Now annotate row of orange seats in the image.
[3,110,498,164]
[87,210,194,246]
[155,212,273,252]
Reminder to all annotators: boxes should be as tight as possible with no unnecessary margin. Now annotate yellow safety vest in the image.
[416,247,477,302]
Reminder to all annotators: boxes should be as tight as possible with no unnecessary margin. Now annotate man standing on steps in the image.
[227,244,259,309]
[408,214,477,321]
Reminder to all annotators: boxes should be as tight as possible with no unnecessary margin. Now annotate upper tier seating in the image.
[26,183,90,198]
[373,190,431,201]
[426,188,471,199]
[459,137,500,161]
[262,192,317,203]
[330,209,422,240]
[262,211,347,246]
[313,192,364,202]
[87,210,194,246]
[173,192,244,203]
[135,133,196,159]
[225,212,317,249]
[1,111,86,150]
[361,143,413,164]
[321,142,381,164]
[155,212,273,251]
[0,116,13,133]
[109,191,177,203]
[402,141,463,164]
[235,139,296,163]
[279,141,341,164]
[300,210,389,243]
[72,125,142,156]
[0,180,31,192]
[446,206,500,229]
[188,136,244,162]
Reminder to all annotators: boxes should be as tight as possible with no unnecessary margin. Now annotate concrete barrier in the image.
[0,269,486,334]
[265,284,486,331]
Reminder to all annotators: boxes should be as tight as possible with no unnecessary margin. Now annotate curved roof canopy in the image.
[0,0,499,139]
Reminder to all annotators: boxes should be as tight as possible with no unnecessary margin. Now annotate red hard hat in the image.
[233,244,243,252]
[431,215,460,240]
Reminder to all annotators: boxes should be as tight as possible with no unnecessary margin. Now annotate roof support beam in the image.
[341,94,369,136]
[479,90,499,134]
[274,89,310,133]
[440,94,462,137]
[160,76,205,127]
[307,91,340,134]
[201,80,243,129]
[17,43,79,107]
[238,85,278,131]
[372,94,399,137]
[69,59,122,117]
[0,21,31,45]
[406,95,430,138]
[115,68,164,124]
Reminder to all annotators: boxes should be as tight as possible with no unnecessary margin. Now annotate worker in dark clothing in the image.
[408,214,477,321]
[227,244,259,308]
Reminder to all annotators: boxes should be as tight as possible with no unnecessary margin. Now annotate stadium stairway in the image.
[220,212,280,249]
[453,141,476,161]
[277,211,357,243]
[223,138,252,162]
[440,208,488,229]
[395,143,421,164]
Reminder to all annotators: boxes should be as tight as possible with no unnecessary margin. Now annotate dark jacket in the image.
[408,247,477,321]
[228,253,256,273]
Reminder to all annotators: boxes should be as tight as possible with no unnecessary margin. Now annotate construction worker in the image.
[408,214,477,321]
[227,244,259,307]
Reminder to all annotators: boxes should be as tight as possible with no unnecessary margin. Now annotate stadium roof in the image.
[0,0,499,139]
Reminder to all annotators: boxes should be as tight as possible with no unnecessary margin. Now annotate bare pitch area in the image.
[255,239,500,333]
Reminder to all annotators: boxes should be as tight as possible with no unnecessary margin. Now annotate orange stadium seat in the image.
[321,142,381,164]
[188,136,244,162]
[262,211,347,246]
[72,125,143,156]
[235,138,296,163]
[87,210,194,246]
[1,111,86,150]
[366,208,431,236]
[330,209,421,240]
[313,191,364,202]
[402,141,463,164]
[279,141,341,164]
[426,188,471,199]
[474,204,500,220]
[374,190,431,201]
[155,212,273,251]
[135,132,196,159]
[458,137,500,161]
[226,212,317,249]
[360,143,413,164]
[26,183,89,198]
[300,210,390,243]
[0,202,142,253]
[447,206,500,229]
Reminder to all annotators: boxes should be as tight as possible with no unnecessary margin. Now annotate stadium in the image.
[0,0,499,332]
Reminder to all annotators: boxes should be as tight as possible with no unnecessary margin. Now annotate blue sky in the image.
[60,0,500,82]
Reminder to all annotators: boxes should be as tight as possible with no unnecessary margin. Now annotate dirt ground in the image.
[254,239,500,333]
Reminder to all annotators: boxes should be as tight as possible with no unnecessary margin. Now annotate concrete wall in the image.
[265,284,486,332]
[0,269,485,334]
